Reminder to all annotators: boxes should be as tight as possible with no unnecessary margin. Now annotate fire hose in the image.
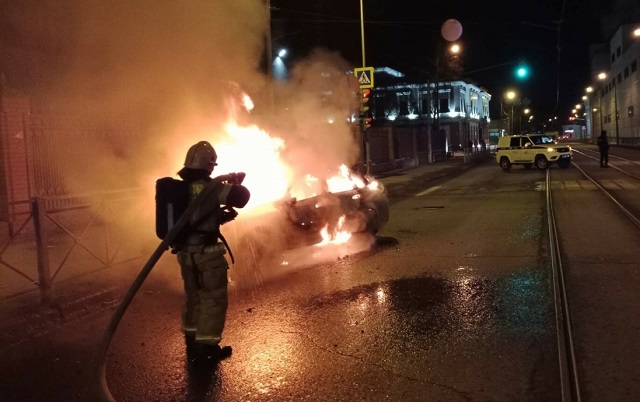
[97,179,222,402]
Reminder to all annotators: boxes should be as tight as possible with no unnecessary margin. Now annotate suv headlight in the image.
[547,147,556,152]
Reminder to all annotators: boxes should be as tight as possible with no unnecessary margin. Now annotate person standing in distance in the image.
[174,141,250,361]
[597,130,610,167]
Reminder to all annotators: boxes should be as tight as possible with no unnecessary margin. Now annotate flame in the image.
[214,122,290,208]
[316,215,352,246]
[241,93,254,111]
[326,164,379,193]
[168,89,380,249]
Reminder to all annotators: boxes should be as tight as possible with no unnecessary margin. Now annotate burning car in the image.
[223,165,389,272]
[167,85,389,273]
[282,166,388,235]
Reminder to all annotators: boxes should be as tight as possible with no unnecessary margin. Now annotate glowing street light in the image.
[505,90,517,134]
[273,48,289,80]
[597,71,619,144]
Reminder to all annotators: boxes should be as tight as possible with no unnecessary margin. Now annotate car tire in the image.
[362,207,380,235]
[535,156,549,170]
[500,157,512,171]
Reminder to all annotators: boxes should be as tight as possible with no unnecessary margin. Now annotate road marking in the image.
[415,186,442,197]
[564,180,581,190]
[600,179,619,189]
[612,179,638,190]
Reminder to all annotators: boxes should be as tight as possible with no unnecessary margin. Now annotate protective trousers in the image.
[177,247,229,345]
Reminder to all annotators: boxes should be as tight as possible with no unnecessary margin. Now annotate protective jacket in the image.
[177,173,249,345]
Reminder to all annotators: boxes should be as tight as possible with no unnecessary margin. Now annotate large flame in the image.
[170,89,381,246]
[214,122,290,208]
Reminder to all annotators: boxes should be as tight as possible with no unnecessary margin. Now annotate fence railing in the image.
[1,190,149,302]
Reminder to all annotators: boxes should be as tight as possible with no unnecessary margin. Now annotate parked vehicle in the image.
[496,134,572,170]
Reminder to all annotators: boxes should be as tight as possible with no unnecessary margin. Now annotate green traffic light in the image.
[516,66,529,79]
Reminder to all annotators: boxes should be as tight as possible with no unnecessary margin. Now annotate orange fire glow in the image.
[169,89,380,246]
[316,215,352,246]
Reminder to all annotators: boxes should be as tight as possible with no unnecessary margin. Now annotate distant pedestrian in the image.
[597,130,610,167]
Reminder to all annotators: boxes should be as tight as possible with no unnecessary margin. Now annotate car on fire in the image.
[223,167,389,271]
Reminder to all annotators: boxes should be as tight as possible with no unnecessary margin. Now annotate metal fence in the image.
[0,111,147,302]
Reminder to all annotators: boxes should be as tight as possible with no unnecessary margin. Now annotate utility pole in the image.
[265,0,272,79]
[614,83,619,145]
[359,0,366,67]
[359,0,370,174]
[510,104,514,135]
[265,0,276,110]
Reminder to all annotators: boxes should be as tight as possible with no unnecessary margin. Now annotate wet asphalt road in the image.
[3,151,639,401]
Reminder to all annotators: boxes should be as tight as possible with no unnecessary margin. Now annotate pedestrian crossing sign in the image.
[354,67,374,89]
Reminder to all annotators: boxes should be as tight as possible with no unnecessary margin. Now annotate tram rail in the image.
[545,170,582,402]
[571,149,640,228]
[546,145,640,401]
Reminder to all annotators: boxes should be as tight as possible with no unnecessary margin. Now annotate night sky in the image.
[271,0,613,124]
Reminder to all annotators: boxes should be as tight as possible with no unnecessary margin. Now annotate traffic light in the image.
[363,116,373,130]
[360,89,372,130]
[360,88,371,113]
[515,63,529,80]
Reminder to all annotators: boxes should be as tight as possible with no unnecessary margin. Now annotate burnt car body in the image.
[282,174,389,235]
[223,170,389,271]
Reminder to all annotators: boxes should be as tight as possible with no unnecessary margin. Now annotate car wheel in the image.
[361,207,380,235]
[558,159,571,168]
[523,163,533,169]
[535,156,549,170]
[500,157,512,171]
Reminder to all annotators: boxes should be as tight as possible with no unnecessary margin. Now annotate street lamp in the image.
[521,108,530,133]
[598,71,619,145]
[505,90,517,134]
[428,20,463,163]
[585,86,599,139]
[273,48,288,80]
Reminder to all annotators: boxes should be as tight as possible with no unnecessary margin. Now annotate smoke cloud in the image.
[7,1,364,282]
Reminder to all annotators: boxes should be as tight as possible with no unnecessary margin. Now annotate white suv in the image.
[496,134,572,170]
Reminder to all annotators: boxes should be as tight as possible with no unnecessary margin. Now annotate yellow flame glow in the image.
[316,215,352,246]
[169,90,380,234]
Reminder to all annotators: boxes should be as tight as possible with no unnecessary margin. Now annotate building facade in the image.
[367,68,492,160]
[587,24,640,146]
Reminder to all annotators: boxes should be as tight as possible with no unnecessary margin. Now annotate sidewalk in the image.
[0,154,486,345]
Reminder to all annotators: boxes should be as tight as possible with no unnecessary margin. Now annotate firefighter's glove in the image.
[228,172,246,185]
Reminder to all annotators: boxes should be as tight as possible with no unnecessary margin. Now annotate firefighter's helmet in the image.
[184,141,217,173]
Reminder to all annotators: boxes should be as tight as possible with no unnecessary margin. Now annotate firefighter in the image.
[175,140,250,361]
